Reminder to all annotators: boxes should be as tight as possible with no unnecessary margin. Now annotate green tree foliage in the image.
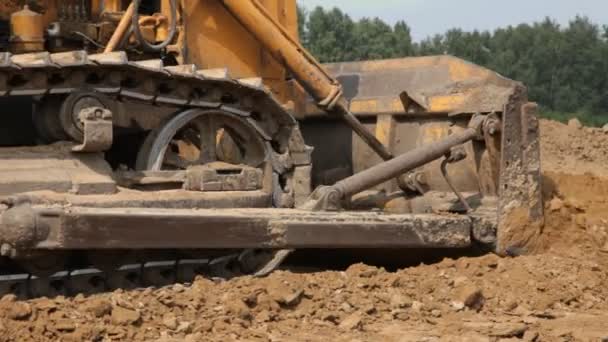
[298,6,608,125]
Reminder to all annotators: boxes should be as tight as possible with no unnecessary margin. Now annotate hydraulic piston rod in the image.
[306,116,486,210]
[220,0,394,161]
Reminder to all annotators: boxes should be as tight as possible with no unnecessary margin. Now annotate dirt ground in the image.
[1,119,608,342]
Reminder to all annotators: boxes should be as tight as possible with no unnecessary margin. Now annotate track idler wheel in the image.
[33,92,114,143]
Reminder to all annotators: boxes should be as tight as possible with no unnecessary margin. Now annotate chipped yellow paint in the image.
[420,123,449,145]
[375,115,396,149]
[183,0,297,104]
[427,94,467,113]
[349,98,404,114]
[350,99,378,113]
[448,59,488,82]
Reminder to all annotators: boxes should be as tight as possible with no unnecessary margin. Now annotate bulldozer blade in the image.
[306,55,520,117]
[305,56,543,255]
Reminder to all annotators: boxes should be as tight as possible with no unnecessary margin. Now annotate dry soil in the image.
[1,119,607,342]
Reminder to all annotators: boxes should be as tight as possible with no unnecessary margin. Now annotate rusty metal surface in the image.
[0,143,116,196]
[71,107,114,152]
[0,50,311,206]
[303,115,484,211]
[496,86,543,255]
[308,56,521,117]
[15,206,473,249]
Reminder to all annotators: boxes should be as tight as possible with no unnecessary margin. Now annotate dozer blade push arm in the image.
[220,0,393,161]
[302,115,487,211]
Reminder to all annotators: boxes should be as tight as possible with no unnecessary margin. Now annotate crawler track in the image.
[0,253,270,299]
[0,50,310,298]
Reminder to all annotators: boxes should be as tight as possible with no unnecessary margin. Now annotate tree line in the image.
[298,6,608,126]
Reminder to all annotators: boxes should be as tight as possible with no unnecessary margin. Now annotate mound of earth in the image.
[1,119,607,342]
[541,119,608,176]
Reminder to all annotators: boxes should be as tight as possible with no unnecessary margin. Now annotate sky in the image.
[298,0,608,41]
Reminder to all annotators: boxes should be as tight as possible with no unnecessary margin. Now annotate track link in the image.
[0,253,265,299]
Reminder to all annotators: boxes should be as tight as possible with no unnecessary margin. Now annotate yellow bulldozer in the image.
[0,0,542,297]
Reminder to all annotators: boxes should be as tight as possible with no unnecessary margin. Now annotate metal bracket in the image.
[72,107,113,153]
[299,186,344,211]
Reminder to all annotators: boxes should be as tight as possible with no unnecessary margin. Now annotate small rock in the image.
[172,283,185,292]
[1,294,16,303]
[322,312,339,324]
[548,197,563,212]
[8,302,32,320]
[390,293,412,309]
[155,331,177,342]
[574,214,587,228]
[454,284,484,310]
[340,302,354,312]
[111,295,135,310]
[430,309,442,318]
[363,305,377,315]
[489,323,528,338]
[195,321,213,333]
[163,314,179,330]
[111,306,141,326]
[568,118,582,129]
[55,321,76,332]
[107,326,127,339]
[280,289,304,306]
[523,330,539,342]
[504,300,519,312]
[86,298,112,318]
[391,309,409,321]
[451,301,465,311]
[177,321,193,334]
[453,276,469,287]
[256,310,273,323]
[566,199,585,212]
[35,299,57,312]
[411,301,424,311]
[339,312,363,331]
[602,124,608,133]
[227,300,252,321]
[346,263,380,278]
[601,241,608,253]
[185,333,204,342]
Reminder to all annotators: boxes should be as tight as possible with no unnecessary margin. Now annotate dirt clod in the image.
[454,284,485,310]
[85,298,112,318]
[567,118,582,129]
[338,312,363,331]
[162,314,178,330]
[111,306,141,326]
[7,302,32,320]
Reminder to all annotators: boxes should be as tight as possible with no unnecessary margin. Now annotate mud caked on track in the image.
[0,119,605,341]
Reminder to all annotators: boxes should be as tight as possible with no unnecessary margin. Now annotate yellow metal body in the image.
[183,0,300,102]
[10,5,44,53]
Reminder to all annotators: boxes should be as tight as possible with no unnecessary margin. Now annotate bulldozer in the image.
[0,0,542,297]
